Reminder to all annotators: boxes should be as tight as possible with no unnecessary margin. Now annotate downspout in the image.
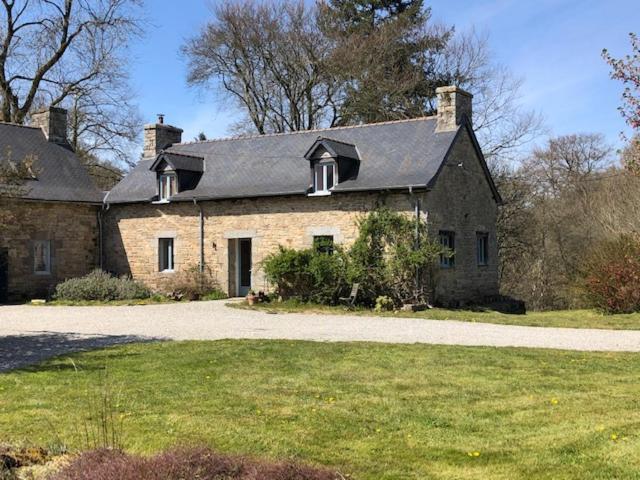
[194,198,204,273]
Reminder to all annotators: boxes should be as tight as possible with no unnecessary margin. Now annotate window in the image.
[158,173,177,201]
[313,162,336,194]
[314,235,334,254]
[439,231,455,268]
[477,232,489,266]
[33,240,51,274]
[159,238,174,272]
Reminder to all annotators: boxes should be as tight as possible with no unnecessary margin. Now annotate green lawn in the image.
[1,341,640,479]
[229,300,640,330]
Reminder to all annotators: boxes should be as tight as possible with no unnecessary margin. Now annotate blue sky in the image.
[130,0,639,154]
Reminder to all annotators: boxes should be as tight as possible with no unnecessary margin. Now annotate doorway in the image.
[236,238,252,297]
[0,248,8,304]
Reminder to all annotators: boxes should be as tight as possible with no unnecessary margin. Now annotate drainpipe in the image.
[194,198,205,273]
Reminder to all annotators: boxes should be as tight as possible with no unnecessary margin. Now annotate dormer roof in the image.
[149,151,204,173]
[304,137,360,161]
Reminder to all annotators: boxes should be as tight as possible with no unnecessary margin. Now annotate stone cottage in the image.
[104,86,501,304]
[0,107,103,302]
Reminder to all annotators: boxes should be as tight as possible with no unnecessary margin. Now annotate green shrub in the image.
[54,270,150,302]
[374,295,395,312]
[160,265,223,301]
[262,246,349,304]
[582,234,640,314]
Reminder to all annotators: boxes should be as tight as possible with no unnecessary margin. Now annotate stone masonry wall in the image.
[104,192,420,295]
[0,200,99,300]
[425,128,500,304]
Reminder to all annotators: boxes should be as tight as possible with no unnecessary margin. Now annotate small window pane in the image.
[326,164,334,189]
[159,238,174,271]
[159,174,177,201]
[34,240,51,274]
[314,165,324,192]
[439,231,455,268]
[314,235,334,254]
[477,232,489,266]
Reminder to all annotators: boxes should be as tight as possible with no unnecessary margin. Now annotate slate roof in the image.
[106,116,464,204]
[0,123,103,203]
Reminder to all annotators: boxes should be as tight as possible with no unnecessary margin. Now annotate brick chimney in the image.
[435,86,473,132]
[31,106,68,144]
[143,114,183,158]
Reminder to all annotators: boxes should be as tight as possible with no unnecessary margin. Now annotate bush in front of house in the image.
[50,447,342,480]
[262,208,445,307]
[582,234,640,314]
[54,270,150,302]
[160,265,226,301]
[262,246,349,304]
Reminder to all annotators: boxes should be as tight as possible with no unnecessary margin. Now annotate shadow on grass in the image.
[0,332,159,373]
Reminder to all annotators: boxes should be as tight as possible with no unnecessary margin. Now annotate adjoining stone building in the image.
[104,86,502,304]
[0,107,103,302]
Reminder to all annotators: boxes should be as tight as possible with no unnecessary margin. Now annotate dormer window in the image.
[159,173,177,201]
[314,161,337,194]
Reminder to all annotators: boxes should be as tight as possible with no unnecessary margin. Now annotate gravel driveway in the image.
[2,300,640,371]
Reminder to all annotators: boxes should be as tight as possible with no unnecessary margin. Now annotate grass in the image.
[228,300,640,330]
[1,340,640,479]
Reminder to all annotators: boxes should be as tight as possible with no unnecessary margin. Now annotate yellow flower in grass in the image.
[467,451,481,457]
[611,433,619,441]
[596,425,605,432]
[550,398,559,405]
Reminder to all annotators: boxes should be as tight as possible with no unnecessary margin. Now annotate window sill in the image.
[159,269,175,274]
[152,200,171,205]
[308,191,332,197]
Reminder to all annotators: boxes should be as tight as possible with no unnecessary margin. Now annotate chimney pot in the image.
[31,106,68,145]
[157,114,164,124]
[435,86,473,132]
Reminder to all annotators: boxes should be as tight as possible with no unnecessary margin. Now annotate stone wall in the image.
[0,200,100,300]
[425,128,500,304]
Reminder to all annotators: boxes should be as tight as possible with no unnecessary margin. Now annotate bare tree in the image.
[0,149,35,226]
[0,0,143,166]
[183,0,341,135]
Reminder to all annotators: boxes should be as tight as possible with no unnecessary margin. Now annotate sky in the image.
[129,0,639,155]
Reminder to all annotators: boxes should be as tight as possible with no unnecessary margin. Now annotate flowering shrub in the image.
[51,447,342,480]
[54,270,150,301]
[160,265,225,301]
[582,234,640,314]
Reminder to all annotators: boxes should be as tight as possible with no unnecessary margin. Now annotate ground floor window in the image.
[439,231,455,268]
[477,232,489,266]
[313,235,334,254]
[159,238,174,272]
[33,240,51,274]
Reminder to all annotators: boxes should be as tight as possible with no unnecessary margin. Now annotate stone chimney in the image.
[31,106,68,144]
[143,114,183,158]
[435,86,473,132]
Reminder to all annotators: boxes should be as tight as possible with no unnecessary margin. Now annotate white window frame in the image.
[158,238,175,272]
[311,161,337,196]
[158,173,177,202]
[33,240,51,275]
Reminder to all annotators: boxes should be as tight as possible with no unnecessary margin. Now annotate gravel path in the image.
[1,300,640,371]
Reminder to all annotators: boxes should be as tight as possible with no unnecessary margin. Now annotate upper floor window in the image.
[313,162,336,194]
[314,235,334,255]
[477,232,489,266]
[33,240,51,275]
[439,231,455,268]
[159,173,177,201]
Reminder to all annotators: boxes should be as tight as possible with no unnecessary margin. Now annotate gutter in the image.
[194,198,205,273]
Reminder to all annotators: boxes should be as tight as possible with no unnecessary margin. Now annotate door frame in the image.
[235,238,252,297]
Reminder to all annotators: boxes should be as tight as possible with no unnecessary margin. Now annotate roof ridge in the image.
[315,136,356,146]
[0,121,41,130]
[175,115,437,146]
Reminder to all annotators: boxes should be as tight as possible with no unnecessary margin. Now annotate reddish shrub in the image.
[582,234,640,314]
[51,447,344,480]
